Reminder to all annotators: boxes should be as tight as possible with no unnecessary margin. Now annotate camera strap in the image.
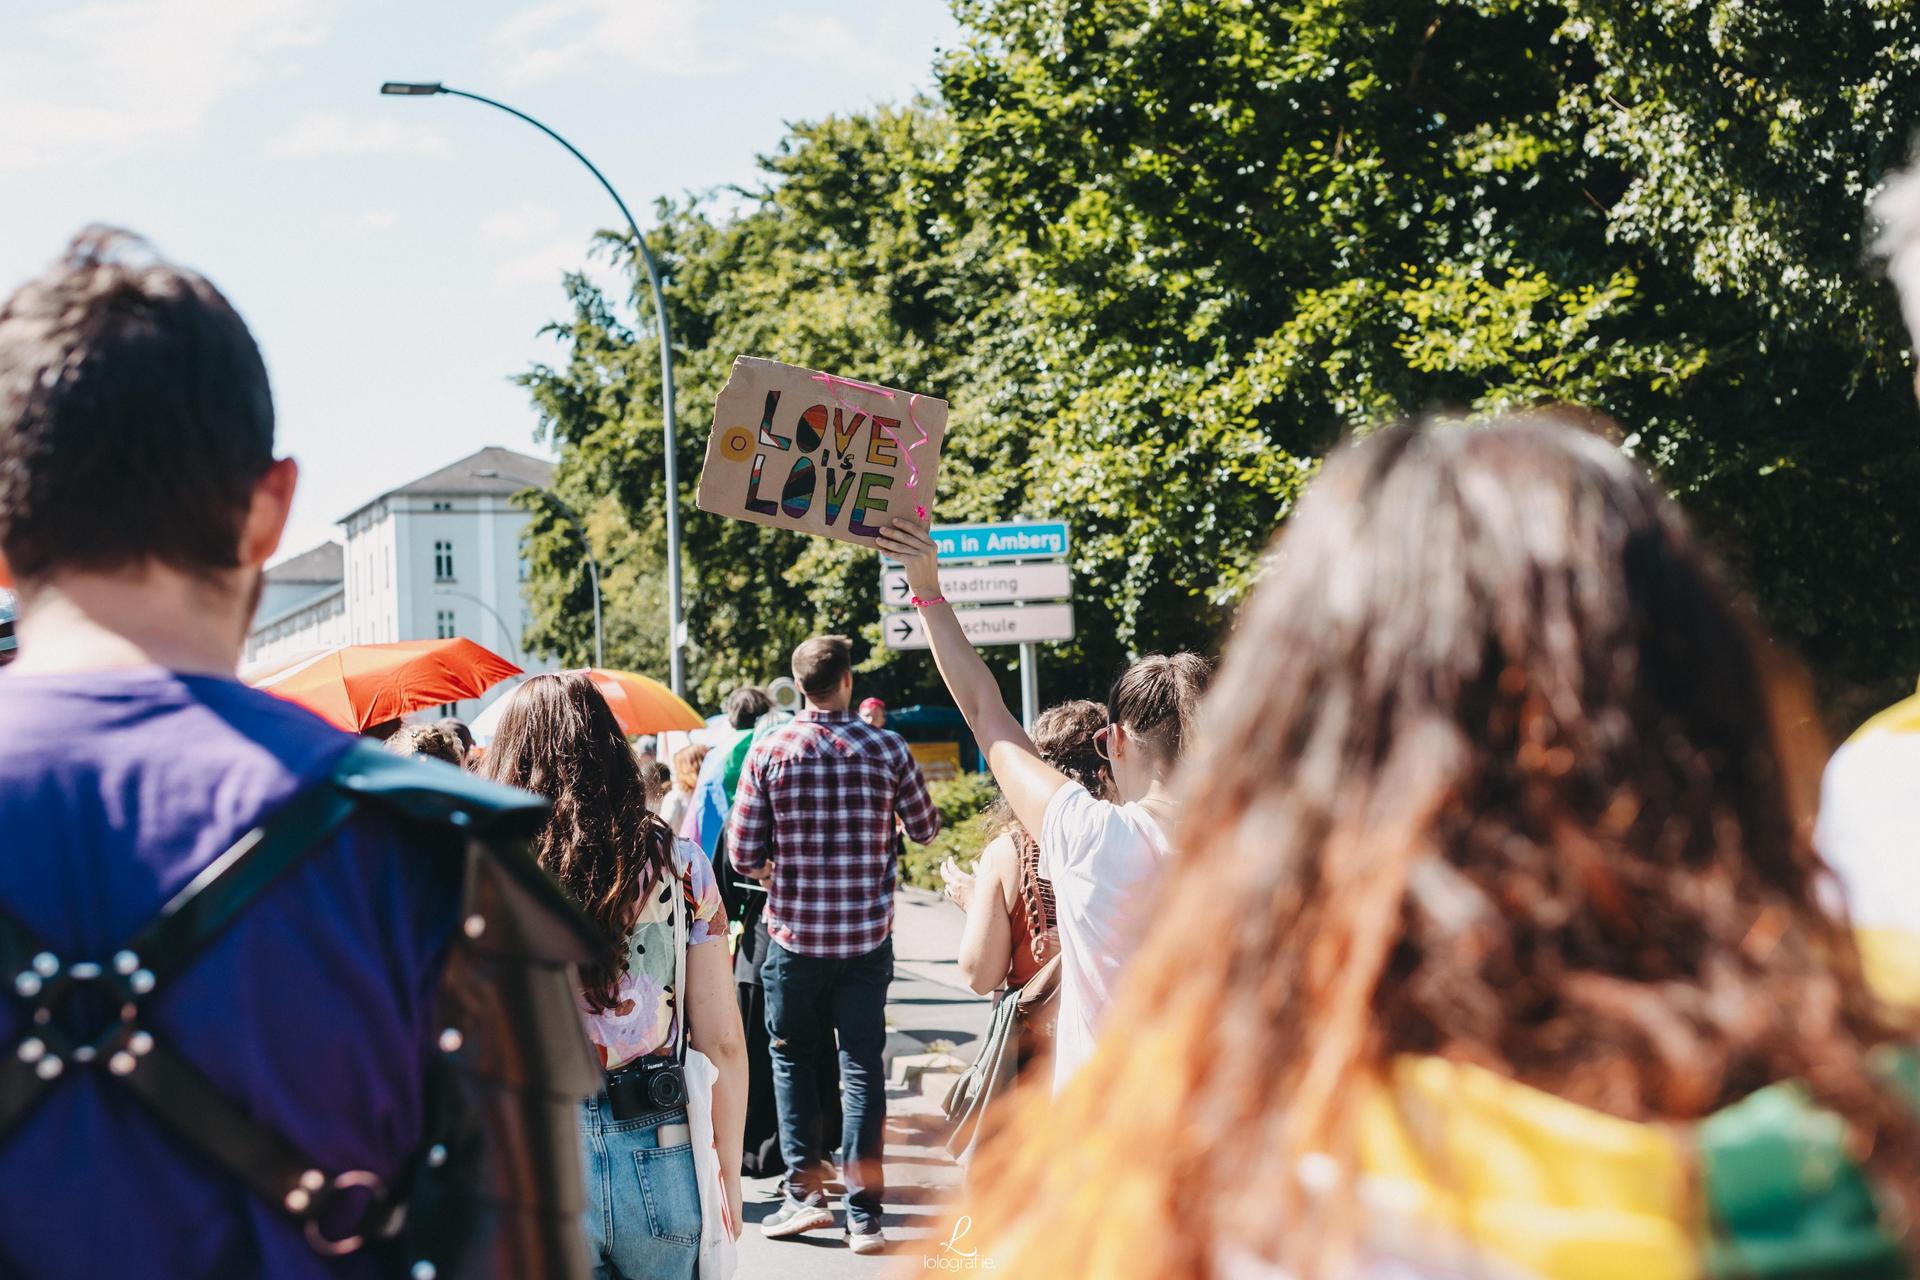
[669,846,689,1067]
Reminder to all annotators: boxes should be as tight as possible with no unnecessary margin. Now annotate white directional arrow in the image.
[881,604,1075,650]
[880,562,1071,607]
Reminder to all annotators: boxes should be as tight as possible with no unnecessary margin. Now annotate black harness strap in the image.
[0,764,403,1256]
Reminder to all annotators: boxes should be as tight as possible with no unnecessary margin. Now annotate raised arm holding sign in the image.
[696,356,947,549]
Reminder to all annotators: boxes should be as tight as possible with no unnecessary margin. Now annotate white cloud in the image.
[478,202,561,244]
[0,0,334,172]
[356,210,398,231]
[269,115,445,158]
[487,0,940,91]
[492,236,591,290]
[490,0,712,83]
[491,234,629,298]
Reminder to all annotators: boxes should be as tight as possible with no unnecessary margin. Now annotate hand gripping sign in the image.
[696,356,947,549]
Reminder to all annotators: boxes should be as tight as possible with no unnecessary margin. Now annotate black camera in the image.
[605,1056,687,1120]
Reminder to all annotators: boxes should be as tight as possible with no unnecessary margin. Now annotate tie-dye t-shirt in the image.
[580,839,726,1070]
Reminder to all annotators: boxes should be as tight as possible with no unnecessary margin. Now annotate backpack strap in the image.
[0,743,395,1255]
[0,738,605,1274]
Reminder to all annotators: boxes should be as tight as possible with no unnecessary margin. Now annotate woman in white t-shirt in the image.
[877,520,1213,1088]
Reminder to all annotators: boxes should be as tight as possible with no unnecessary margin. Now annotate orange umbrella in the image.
[242,639,522,731]
[470,667,704,742]
[579,668,704,735]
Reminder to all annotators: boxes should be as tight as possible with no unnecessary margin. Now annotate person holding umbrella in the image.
[0,228,603,1279]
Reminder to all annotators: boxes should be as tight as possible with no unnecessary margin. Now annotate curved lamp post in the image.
[380,80,683,694]
[431,586,523,666]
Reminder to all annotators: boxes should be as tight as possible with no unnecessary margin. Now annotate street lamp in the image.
[431,587,523,666]
[381,80,684,694]
[520,489,604,670]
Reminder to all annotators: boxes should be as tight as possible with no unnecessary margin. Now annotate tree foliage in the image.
[521,0,1920,726]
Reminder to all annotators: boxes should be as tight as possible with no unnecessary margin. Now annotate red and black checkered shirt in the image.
[726,709,940,958]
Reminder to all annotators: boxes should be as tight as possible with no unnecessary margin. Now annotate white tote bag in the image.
[672,854,739,1280]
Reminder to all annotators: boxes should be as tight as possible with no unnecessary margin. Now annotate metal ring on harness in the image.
[10,952,148,1077]
[299,1168,391,1257]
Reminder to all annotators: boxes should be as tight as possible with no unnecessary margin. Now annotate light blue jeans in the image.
[579,1093,701,1280]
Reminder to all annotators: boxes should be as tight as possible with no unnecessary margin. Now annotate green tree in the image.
[517,108,1037,706]
[521,0,1920,727]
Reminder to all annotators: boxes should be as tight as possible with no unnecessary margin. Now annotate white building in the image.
[248,541,347,662]
[246,446,558,717]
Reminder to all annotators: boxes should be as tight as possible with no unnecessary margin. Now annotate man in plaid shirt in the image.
[728,635,939,1251]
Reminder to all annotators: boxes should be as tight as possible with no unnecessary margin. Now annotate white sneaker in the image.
[761,1200,834,1239]
[846,1227,887,1256]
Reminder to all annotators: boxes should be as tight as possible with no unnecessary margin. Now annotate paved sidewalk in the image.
[734,889,988,1278]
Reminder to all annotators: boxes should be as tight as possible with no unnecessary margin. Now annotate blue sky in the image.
[0,0,962,558]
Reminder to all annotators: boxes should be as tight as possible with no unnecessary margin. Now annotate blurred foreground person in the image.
[1814,160,1920,1004]
[483,674,747,1280]
[879,520,1211,1091]
[968,418,1920,1280]
[0,230,601,1278]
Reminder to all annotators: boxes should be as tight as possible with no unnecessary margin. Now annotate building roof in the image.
[341,446,555,523]
[250,580,345,633]
[265,540,344,584]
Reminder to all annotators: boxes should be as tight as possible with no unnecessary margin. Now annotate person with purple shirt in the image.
[0,229,602,1280]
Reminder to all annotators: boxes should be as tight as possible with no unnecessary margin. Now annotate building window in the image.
[433,541,455,581]
[435,609,455,640]
[431,500,452,512]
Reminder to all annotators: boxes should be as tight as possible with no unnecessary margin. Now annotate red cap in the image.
[859,697,886,713]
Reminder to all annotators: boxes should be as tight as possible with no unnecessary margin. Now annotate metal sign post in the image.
[1019,642,1040,730]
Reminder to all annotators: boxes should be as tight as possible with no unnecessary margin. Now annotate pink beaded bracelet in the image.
[910,594,947,608]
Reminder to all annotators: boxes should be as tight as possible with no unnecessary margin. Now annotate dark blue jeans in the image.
[763,937,891,1230]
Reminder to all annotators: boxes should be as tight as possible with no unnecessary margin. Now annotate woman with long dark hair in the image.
[484,672,747,1279]
[966,417,1920,1279]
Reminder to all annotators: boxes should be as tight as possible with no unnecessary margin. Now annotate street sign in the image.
[881,519,1070,565]
[882,604,1075,650]
[880,562,1072,607]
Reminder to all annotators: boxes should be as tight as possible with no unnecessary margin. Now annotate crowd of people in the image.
[4,159,1920,1280]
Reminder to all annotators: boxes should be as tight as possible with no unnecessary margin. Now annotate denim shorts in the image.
[579,1092,701,1280]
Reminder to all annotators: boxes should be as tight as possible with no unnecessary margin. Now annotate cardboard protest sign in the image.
[695,356,946,550]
